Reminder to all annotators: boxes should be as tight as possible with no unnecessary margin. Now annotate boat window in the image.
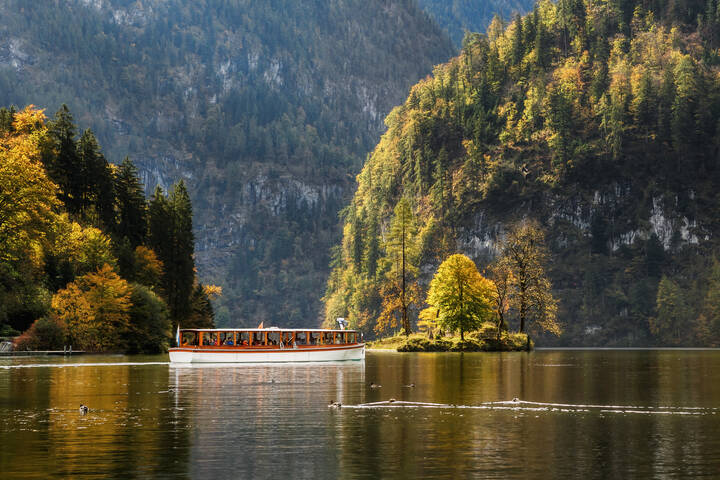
[181,331,197,346]
[310,332,320,345]
[334,333,343,344]
[349,332,356,343]
[221,332,235,346]
[295,332,307,345]
[238,331,250,345]
[252,332,264,346]
[268,331,280,346]
[203,332,218,346]
[282,332,293,346]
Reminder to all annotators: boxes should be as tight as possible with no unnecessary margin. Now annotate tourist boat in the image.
[169,327,365,363]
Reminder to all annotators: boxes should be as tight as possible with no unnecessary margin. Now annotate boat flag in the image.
[257,321,264,329]
[175,325,180,347]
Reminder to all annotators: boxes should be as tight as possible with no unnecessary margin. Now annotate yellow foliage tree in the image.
[0,106,58,263]
[426,254,497,340]
[133,245,164,288]
[52,264,132,352]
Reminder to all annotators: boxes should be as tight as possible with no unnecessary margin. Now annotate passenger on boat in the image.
[225,337,234,346]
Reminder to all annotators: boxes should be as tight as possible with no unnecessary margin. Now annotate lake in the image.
[1,350,719,479]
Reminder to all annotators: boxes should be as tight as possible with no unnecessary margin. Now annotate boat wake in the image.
[341,399,718,416]
[0,361,169,369]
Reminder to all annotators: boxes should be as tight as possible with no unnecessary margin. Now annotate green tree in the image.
[76,129,115,230]
[148,181,197,327]
[126,283,171,354]
[650,276,690,345]
[47,104,80,211]
[697,259,720,345]
[426,254,496,340]
[114,157,148,248]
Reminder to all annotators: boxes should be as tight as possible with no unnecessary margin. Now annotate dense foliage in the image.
[1,105,213,352]
[0,0,456,328]
[325,0,720,346]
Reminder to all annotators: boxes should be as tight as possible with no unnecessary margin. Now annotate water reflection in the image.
[0,356,191,479]
[1,351,719,479]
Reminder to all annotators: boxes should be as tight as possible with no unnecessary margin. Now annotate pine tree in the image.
[114,157,148,247]
[511,13,524,66]
[170,180,196,325]
[47,105,81,212]
[378,197,420,335]
[77,129,115,229]
[148,182,197,328]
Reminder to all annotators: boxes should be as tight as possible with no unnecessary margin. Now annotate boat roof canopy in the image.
[179,328,357,333]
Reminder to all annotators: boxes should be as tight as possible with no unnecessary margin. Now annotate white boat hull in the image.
[169,344,365,363]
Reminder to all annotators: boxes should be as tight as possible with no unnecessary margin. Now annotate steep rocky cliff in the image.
[324,0,720,346]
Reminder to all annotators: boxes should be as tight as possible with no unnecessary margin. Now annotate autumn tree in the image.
[0,106,58,262]
[52,264,132,352]
[377,197,420,336]
[497,222,560,335]
[0,106,60,331]
[488,261,514,339]
[425,254,496,340]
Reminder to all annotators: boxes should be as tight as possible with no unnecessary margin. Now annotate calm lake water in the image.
[1,350,719,479]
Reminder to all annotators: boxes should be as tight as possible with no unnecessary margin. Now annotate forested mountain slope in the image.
[418,0,534,45]
[0,0,455,326]
[325,0,720,346]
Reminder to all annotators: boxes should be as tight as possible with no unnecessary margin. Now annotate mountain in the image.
[418,0,534,45]
[324,0,720,346]
[0,0,455,327]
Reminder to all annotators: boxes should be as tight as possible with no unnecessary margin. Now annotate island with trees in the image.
[364,222,559,352]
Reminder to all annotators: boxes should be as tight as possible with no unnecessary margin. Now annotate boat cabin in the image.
[178,328,360,349]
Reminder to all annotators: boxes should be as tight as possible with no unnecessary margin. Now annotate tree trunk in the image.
[401,217,410,336]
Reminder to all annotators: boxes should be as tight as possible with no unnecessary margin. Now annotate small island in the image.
[368,326,531,352]
[325,200,561,351]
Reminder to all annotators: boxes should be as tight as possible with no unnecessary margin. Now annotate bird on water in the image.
[79,404,89,414]
[369,382,382,389]
[328,401,342,409]
[402,383,415,388]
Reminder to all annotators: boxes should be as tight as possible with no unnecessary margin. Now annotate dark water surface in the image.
[1,350,719,479]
